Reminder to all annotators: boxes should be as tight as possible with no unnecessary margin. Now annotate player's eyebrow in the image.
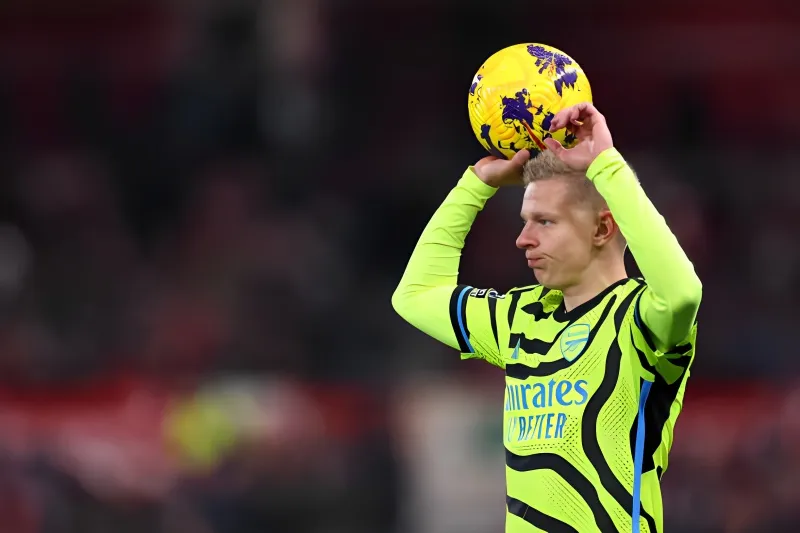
[521,210,558,221]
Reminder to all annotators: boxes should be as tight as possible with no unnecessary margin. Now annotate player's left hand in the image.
[544,102,614,172]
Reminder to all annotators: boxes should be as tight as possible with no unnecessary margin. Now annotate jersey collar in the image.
[553,277,633,323]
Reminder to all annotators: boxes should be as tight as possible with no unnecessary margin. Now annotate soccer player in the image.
[392,102,701,533]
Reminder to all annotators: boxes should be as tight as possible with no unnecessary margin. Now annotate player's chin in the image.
[534,270,565,291]
[531,267,548,285]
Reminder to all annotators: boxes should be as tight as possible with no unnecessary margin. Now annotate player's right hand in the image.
[544,103,614,172]
[473,149,530,188]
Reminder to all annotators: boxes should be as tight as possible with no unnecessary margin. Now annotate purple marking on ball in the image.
[527,46,580,97]
[469,74,483,95]
[554,71,579,96]
[480,124,507,159]
[541,111,555,132]
[527,45,573,75]
[501,89,534,126]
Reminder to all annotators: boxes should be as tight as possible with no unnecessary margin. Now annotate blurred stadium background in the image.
[0,1,799,532]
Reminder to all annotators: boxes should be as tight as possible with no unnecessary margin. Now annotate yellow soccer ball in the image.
[468,43,592,159]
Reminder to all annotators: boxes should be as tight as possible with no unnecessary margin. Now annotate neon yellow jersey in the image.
[392,148,702,533]
[453,279,695,533]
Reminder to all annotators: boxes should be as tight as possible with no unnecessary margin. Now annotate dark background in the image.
[0,1,798,532]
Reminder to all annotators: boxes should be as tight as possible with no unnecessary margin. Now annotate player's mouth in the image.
[526,256,545,268]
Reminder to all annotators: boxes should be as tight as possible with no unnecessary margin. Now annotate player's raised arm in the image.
[392,150,530,367]
[545,103,702,353]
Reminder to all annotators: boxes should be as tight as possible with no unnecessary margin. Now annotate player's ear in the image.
[593,210,617,247]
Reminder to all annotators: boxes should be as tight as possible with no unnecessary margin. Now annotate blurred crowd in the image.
[0,0,799,532]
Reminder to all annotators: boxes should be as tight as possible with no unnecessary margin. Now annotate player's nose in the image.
[516,226,539,250]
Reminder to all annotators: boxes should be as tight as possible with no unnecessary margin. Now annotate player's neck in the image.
[561,260,628,312]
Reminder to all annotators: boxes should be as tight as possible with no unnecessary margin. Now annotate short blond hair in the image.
[522,150,605,210]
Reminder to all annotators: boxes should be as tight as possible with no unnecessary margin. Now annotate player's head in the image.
[516,150,625,290]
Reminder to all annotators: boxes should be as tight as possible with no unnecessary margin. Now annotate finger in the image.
[543,137,567,158]
[574,102,604,124]
[574,102,594,117]
[510,149,530,167]
[563,103,596,126]
[551,103,603,133]
[549,107,579,132]
[475,155,499,166]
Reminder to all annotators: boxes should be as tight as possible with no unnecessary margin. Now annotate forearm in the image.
[391,168,497,346]
[587,148,702,349]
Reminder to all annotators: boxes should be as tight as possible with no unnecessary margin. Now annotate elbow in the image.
[653,275,702,351]
[665,273,703,332]
[676,272,703,313]
[391,285,413,322]
[392,282,437,326]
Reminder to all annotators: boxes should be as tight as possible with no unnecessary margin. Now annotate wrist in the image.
[463,167,500,198]
[587,147,624,181]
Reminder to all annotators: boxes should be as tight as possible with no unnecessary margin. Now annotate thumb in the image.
[476,155,499,165]
[474,155,499,170]
[543,138,567,159]
[510,149,530,168]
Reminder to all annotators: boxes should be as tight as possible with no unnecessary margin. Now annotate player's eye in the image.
[539,219,553,226]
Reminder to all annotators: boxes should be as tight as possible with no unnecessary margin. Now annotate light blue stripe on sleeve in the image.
[456,286,475,353]
[632,379,653,533]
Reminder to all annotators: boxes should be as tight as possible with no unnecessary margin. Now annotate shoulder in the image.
[625,277,647,291]
[615,278,648,304]
[602,278,650,330]
[619,277,650,320]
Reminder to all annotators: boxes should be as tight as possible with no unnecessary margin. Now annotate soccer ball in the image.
[468,43,592,159]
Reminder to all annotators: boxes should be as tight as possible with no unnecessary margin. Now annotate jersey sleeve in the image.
[631,285,697,378]
[391,168,518,369]
[587,148,702,355]
[449,285,518,368]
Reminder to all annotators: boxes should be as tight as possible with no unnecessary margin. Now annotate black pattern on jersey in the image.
[520,300,555,321]
[449,284,472,353]
[507,495,579,533]
[487,295,500,349]
[508,333,562,357]
[582,284,659,533]
[506,450,617,533]
[667,342,693,360]
[631,281,660,354]
[631,329,656,375]
[506,296,616,380]
[629,342,694,474]
[506,286,540,332]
